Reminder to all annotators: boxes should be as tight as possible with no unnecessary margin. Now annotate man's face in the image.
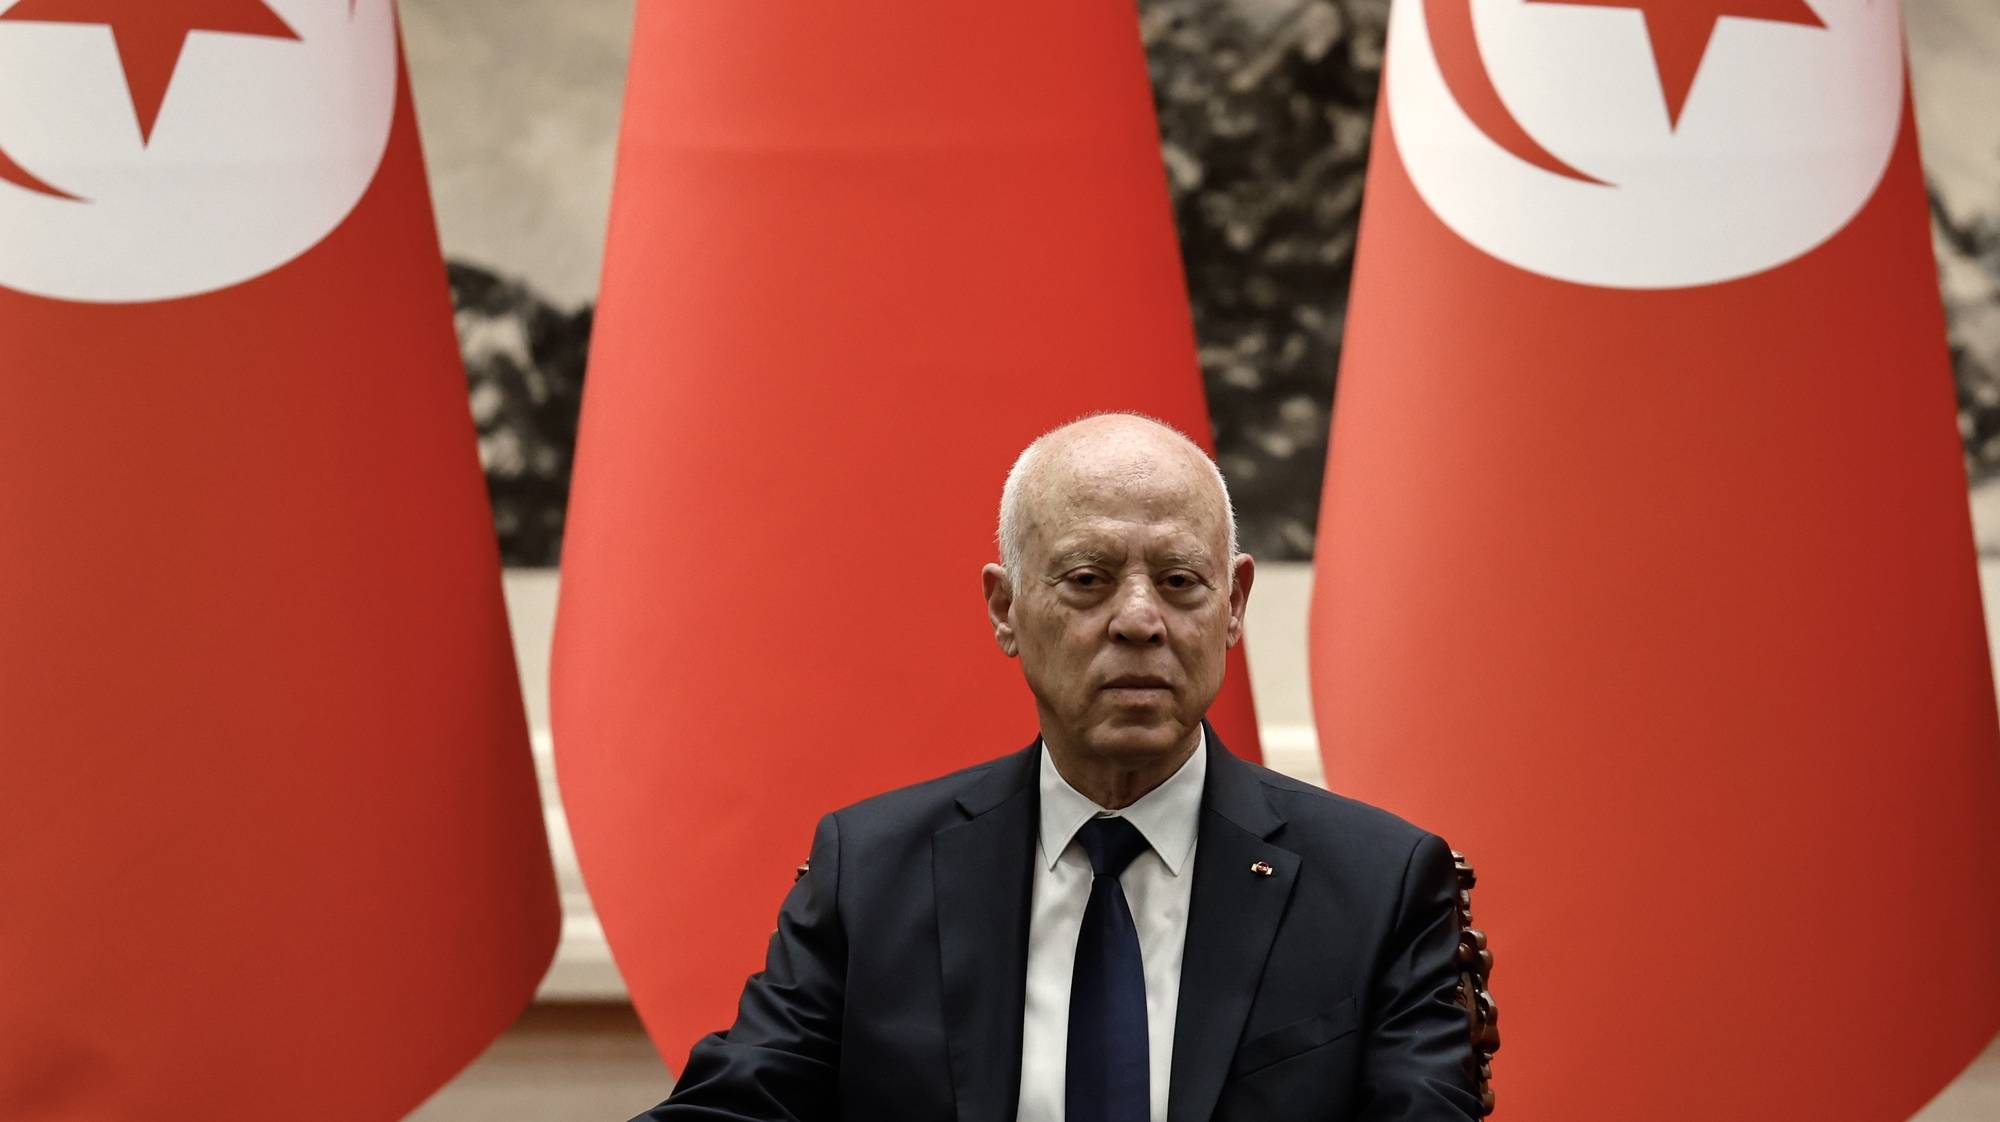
[984,447,1252,768]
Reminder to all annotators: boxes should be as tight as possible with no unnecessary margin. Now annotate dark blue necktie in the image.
[1067,815,1152,1122]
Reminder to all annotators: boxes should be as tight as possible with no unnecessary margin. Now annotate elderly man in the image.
[634,414,1480,1121]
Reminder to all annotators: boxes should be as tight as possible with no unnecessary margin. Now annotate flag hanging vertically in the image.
[0,3,558,1119]
[1313,1,2000,1119]
[554,0,1259,1061]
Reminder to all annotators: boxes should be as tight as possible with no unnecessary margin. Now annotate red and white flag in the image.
[554,0,1260,1062]
[1314,1,2000,1118]
[0,3,557,1118]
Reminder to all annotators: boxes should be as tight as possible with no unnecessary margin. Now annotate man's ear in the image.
[1225,553,1255,648]
[981,563,1019,657]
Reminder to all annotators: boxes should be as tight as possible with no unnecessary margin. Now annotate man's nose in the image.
[1107,577,1166,645]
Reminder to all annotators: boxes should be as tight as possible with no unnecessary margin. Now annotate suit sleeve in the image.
[1356,831,1484,1122]
[629,812,847,1122]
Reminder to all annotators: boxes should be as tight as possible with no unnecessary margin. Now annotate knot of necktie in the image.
[1077,815,1149,879]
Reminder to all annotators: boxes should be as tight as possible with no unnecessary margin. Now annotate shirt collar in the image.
[1037,727,1207,876]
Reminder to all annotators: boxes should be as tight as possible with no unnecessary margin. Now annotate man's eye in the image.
[1070,572,1102,588]
[1162,572,1196,590]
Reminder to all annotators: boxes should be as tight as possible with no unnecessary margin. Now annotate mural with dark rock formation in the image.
[453,263,590,568]
[413,0,2000,567]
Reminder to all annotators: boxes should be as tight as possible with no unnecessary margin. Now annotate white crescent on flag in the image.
[1385,0,1905,289]
[0,0,396,303]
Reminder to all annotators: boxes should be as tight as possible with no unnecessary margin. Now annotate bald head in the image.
[997,413,1238,588]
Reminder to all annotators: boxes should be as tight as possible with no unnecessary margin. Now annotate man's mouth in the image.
[1101,675,1172,691]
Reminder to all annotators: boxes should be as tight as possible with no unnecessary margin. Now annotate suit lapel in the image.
[1168,731,1299,1122]
[934,744,1039,1122]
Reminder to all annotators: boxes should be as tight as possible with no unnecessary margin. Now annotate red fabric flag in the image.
[0,4,557,1119]
[1313,1,2000,1118]
[554,0,1259,1061]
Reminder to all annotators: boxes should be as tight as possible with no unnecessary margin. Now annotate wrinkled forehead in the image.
[1021,443,1228,559]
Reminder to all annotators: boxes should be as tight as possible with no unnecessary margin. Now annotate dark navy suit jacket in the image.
[635,728,1482,1121]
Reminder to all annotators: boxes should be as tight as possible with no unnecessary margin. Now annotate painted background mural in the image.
[402,0,2000,565]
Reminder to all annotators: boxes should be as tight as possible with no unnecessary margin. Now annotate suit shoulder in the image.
[1241,757,1439,851]
[823,749,1025,840]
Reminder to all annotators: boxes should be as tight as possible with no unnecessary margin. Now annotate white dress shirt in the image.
[1015,730,1207,1122]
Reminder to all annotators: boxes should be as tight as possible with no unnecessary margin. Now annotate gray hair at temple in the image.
[996,412,1240,590]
